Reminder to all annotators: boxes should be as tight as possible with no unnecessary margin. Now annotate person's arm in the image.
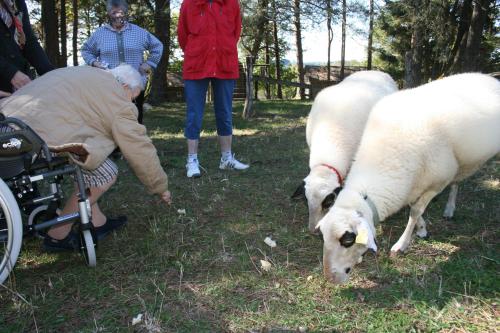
[111,105,170,198]
[81,31,101,66]
[18,0,54,75]
[0,55,22,86]
[177,1,188,51]
[144,31,163,69]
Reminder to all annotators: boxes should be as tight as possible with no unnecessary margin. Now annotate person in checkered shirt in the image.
[81,0,163,124]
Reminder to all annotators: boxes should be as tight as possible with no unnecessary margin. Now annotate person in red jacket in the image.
[178,0,249,178]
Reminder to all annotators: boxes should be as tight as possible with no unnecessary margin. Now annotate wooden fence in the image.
[243,56,314,118]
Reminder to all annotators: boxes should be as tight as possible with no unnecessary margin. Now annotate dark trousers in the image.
[134,91,145,124]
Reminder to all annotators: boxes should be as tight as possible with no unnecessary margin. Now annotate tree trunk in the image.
[264,36,271,99]
[404,25,423,88]
[449,0,473,73]
[60,0,67,67]
[293,0,305,100]
[83,6,92,37]
[250,0,269,58]
[149,0,171,103]
[340,0,346,80]
[463,0,488,71]
[243,56,254,118]
[72,0,78,66]
[367,0,374,70]
[271,0,282,99]
[42,0,60,67]
[326,0,333,81]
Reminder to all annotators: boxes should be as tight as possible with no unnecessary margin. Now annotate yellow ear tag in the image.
[355,229,368,245]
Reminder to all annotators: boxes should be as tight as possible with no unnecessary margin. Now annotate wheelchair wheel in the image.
[80,229,96,267]
[27,205,50,239]
[0,178,23,285]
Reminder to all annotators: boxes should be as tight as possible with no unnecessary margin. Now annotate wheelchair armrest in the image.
[30,155,68,171]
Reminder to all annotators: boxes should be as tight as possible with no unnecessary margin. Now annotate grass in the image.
[0,100,498,332]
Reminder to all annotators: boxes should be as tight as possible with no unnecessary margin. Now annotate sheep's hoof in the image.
[442,209,454,220]
[390,243,406,256]
[389,250,402,257]
[309,228,322,238]
[416,231,429,239]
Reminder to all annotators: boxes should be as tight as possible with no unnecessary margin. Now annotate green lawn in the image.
[1,100,498,332]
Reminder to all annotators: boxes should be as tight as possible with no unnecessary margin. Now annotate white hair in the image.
[109,64,144,90]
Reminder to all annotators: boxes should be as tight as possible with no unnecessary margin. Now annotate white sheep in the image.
[292,71,398,233]
[316,73,500,284]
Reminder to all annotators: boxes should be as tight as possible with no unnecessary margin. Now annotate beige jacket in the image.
[0,66,168,194]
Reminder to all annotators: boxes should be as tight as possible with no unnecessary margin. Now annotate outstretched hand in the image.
[160,191,172,205]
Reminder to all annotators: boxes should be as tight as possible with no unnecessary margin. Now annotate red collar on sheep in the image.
[320,163,343,185]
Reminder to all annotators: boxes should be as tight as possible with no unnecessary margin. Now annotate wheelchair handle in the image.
[1,117,30,130]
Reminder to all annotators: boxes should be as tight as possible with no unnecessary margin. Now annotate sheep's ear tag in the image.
[355,229,369,245]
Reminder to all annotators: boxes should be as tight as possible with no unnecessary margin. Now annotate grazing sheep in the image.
[292,71,397,233]
[316,73,500,284]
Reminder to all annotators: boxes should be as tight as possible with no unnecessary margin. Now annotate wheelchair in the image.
[0,114,96,284]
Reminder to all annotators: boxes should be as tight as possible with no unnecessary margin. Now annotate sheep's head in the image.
[316,207,377,284]
[292,167,342,234]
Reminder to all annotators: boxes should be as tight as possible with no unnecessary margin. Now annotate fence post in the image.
[243,56,254,119]
[254,70,259,100]
[264,65,271,99]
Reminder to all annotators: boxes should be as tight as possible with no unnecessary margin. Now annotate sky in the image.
[286,26,368,64]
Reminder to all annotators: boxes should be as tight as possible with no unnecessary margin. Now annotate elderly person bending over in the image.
[0,64,171,251]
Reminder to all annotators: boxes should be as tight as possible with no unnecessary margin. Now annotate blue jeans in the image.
[184,78,235,140]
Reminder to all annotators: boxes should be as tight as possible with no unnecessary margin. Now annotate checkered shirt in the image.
[81,23,163,84]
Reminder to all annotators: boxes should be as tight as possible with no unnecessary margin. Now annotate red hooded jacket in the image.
[177,0,241,80]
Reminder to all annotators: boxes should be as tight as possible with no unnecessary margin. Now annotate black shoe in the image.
[94,216,127,241]
[43,231,81,252]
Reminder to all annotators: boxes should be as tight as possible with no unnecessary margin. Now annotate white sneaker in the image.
[219,154,249,170]
[186,159,201,178]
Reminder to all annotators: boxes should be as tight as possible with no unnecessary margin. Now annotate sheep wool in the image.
[300,70,397,233]
[317,72,500,284]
